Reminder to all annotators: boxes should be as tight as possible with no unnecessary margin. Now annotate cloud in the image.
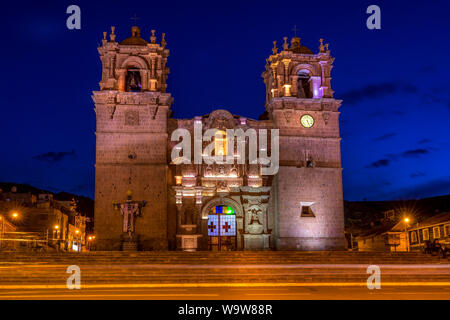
[339,82,418,105]
[366,148,433,169]
[401,148,429,158]
[366,159,390,168]
[400,178,450,199]
[33,150,76,162]
[373,132,397,142]
[410,172,426,179]
[418,139,431,144]
[421,93,450,109]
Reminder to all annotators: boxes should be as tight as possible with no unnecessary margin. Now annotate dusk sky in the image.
[1,0,449,200]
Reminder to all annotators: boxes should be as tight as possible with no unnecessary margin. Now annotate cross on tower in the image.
[292,25,299,37]
[130,13,140,26]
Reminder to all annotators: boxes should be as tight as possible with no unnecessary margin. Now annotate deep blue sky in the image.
[1,0,449,200]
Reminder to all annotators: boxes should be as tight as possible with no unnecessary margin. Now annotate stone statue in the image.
[113,190,146,237]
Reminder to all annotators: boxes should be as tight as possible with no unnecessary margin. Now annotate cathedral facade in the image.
[93,25,346,251]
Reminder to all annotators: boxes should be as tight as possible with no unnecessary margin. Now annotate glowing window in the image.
[433,227,440,239]
[207,215,219,236]
[208,205,236,236]
[423,229,429,241]
[220,215,236,236]
[411,231,418,243]
[214,130,227,156]
[209,205,235,215]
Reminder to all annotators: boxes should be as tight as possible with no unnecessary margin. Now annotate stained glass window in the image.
[220,214,236,236]
[208,205,236,236]
[209,205,235,215]
[207,214,219,236]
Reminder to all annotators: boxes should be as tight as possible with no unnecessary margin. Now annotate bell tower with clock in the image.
[262,35,346,250]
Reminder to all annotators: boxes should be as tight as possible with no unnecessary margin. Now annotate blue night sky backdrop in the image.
[1,0,449,200]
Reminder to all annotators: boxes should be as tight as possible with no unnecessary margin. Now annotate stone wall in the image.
[93,92,171,250]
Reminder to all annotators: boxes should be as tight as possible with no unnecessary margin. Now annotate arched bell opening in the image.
[125,68,142,92]
[297,69,313,98]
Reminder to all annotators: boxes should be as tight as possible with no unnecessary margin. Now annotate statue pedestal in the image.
[243,233,271,250]
[177,224,202,252]
[121,234,138,251]
[176,234,202,252]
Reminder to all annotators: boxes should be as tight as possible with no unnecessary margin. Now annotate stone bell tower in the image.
[262,35,346,250]
[92,25,173,250]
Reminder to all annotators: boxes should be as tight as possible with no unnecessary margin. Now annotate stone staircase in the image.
[0,251,447,286]
[0,251,445,265]
[121,241,138,252]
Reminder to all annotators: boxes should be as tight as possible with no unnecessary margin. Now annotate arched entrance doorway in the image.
[207,205,237,251]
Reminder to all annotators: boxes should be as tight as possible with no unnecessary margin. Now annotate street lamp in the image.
[0,215,4,250]
[74,229,80,252]
[53,225,60,241]
[87,235,96,251]
[11,212,19,219]
[404,217,410,252]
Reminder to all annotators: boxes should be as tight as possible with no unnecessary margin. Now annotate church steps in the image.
[0,252,444,265]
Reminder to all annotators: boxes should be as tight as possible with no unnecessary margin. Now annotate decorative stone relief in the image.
[284,110,294,124]
[322,112,330,125]
[243,198,268,235]
[125,110,139,126]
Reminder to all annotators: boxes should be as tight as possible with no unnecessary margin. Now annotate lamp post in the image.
[75,229,80,252]
[88,236,92,251]
[54,225,60,250]
[87,235,96,251]
[0,216,4,250]
[404,217,410,252]
[9,212,20,250]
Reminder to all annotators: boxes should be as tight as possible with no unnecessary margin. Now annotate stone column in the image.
[291,75,299,97]
[140,70,149,91]
[117,69,126,92]
[176,205,183,233]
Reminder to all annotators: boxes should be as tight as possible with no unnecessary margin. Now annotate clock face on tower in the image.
[300,114,314,128]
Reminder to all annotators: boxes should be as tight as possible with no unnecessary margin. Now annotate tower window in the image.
[297,70,312,99]
[300,202,316,217]
[301,205,315,217]
[126,69,142,92]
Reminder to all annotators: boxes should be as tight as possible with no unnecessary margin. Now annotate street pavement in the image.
[0,262,449,299]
